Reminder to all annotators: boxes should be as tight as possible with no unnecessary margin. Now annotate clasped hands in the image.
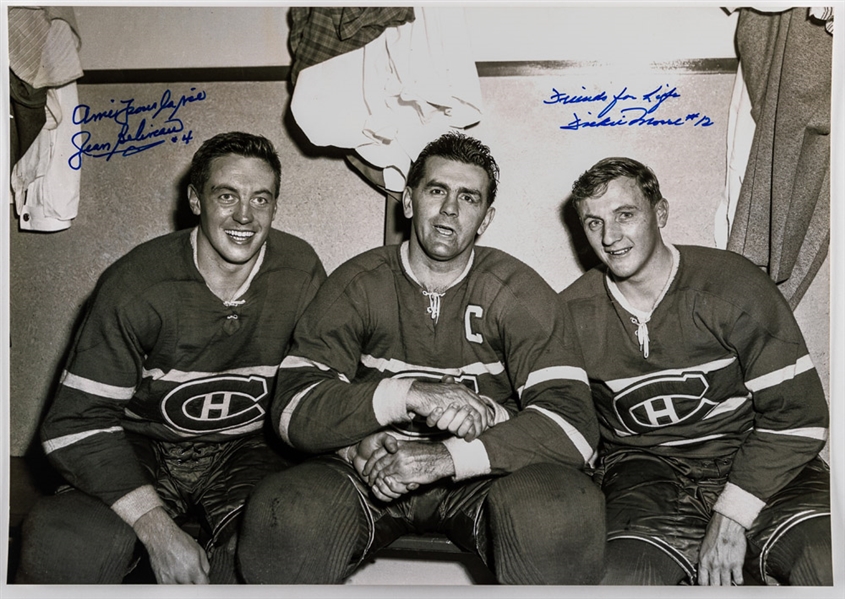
[347,377,495,502]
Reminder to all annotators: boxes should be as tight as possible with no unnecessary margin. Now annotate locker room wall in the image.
[7,5,830,459]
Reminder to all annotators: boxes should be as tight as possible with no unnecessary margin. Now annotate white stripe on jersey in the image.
[278,355,351,381]
[281,355,329,371]
[745,355,815,392]
[518,365,589,397]
[605,357,736,393]
[123,408,198,438]
[702,395,750,419]
[60,371,135,400]
[526,405,593,463]
[360,354,505,378]
[141,364,279,382]
[43,426,123,454]
[119,416,262,439]
[219,421,264,436]
[756,426,828,441]
[659,432,726,446]
[279,382,321,445]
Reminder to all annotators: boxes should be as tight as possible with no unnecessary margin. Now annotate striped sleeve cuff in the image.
[111,485,165,527]
[712,482,766,529]
[373,378,415,426]
[442,437,491,481]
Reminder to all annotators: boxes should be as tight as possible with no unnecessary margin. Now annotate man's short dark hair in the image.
[189,132,282,197]
[406,132,500,205]
[570,157,663,209]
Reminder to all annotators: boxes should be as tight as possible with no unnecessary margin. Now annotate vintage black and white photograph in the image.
[2,1,842,596]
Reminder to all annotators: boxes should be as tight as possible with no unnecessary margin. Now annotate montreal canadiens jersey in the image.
[274,242,599,480]
[559,244,828,522]
[40,227,326,509]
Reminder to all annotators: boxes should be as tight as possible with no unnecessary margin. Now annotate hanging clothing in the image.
[8,6,83,232]
[716,61,755,249]
[809,6,835,34]
[726,7,832,309]
[11,83,81,232]
[8,6,83,89]
[9,70,48,169]
[289,6,483,193]
[288,7,415,85]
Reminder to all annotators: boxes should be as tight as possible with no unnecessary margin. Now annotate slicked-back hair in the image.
[406,132,500,205]
[189,131,282,197]
[570,157,663,210]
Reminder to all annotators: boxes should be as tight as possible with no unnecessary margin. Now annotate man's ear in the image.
[402,188,413,219]
[188,185,201,216]
[477,206,496,237]
[655,198,669,228]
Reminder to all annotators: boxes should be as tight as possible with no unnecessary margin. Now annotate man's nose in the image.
[233,199,253,223]
[441,193,458,217]
[602,221,621,246]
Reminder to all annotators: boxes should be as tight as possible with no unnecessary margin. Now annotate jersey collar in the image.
[190,226,267,306]
[606,244,680,359]
[400,241,475,323]
[399,240,475,294]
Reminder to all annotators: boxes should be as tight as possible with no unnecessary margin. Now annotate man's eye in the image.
[219,194,236,202]
[587,220,601,231]
[460,194,477,204]
[619,212,633,221]
[252,196,269,206]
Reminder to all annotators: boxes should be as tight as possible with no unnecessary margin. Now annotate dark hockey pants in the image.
[238,457,606,584]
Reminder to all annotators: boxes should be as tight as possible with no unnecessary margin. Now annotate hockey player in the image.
[17,132,326,584]
[238,132,605,584]
[559,156,831,585]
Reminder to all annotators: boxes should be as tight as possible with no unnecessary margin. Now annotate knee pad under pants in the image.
[484,463,606,585]
[238,458,369,584]
[16,488,137,584]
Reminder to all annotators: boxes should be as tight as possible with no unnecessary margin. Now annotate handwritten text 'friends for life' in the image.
[545,84,713,130]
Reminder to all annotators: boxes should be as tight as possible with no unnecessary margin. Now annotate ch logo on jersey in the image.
[161,375,268,434]
[613,372,715,434]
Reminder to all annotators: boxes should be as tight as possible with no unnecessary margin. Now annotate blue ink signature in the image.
[544,87,609,106]
[545,84,713,131]
[597,87,637,118]
[69,88,205,170]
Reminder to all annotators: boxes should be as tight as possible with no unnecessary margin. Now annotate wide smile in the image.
[606,247,631,257]
[225,229,256,243]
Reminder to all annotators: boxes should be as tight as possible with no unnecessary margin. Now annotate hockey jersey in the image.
[274,242,598,481]
[40,227,326,523]
[559,244,828,528]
